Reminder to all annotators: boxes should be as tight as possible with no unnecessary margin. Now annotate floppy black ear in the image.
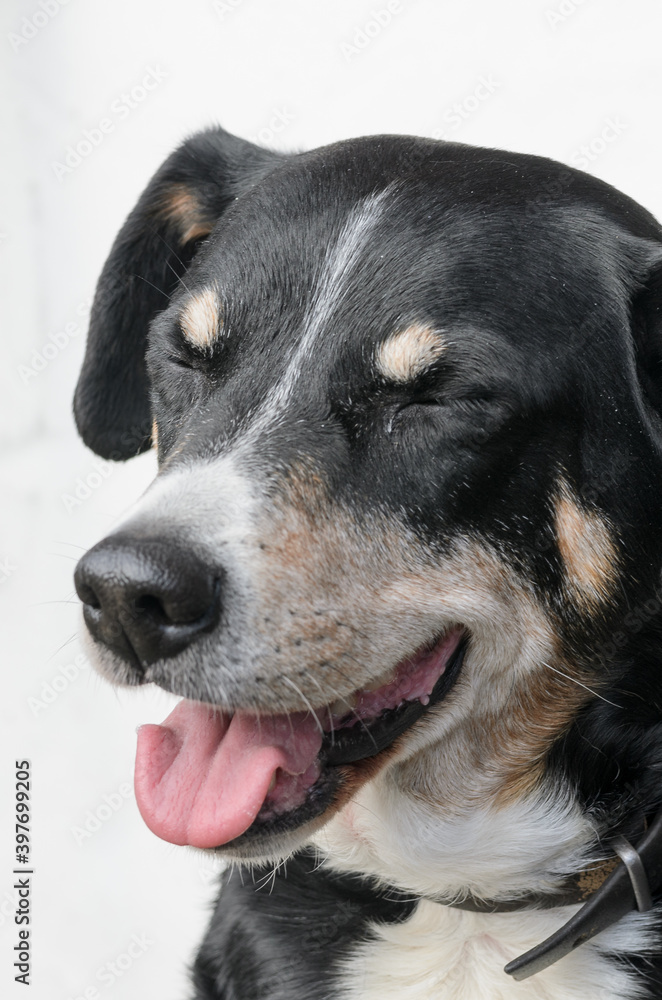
[74,127,287,460]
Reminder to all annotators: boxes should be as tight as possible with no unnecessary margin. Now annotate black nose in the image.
[74,533,221,672]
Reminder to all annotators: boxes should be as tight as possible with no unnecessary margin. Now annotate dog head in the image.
[74,128,662,894]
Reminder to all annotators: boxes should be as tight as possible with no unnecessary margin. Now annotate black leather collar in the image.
[437,808,662,980]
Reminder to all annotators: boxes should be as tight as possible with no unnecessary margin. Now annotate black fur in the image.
[191,849,416,1000]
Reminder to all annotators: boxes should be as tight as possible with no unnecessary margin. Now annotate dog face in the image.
[74,130,662,887]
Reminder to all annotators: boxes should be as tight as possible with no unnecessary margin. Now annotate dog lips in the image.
[134,700,323,848]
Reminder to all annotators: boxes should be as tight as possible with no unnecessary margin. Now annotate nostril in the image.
[75,578,101,611]
[133,593,168,623]
[133,576,222,629]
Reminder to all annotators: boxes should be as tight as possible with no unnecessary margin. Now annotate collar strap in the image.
[506,808,662,980]
[438,809,662,980]
[444,855,621,914]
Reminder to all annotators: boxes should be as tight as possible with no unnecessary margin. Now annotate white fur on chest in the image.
[334,900,657,1000]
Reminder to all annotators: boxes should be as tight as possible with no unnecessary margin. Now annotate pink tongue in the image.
[134,700,323,848]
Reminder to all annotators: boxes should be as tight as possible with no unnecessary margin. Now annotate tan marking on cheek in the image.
[555,479,618,613]
[151,418,158,450]
[488,662,590,805]
[179,288,220,349]
[376,323,446,382]
[158,183,215,243]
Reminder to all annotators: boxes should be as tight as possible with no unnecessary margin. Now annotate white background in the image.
[2,0,661,997]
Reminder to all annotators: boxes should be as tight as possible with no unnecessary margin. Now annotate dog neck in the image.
[437,808,662,980]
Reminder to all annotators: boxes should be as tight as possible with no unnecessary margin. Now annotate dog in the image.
[73,127,662,999]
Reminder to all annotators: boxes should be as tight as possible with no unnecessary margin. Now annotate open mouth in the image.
[134,628,467,850]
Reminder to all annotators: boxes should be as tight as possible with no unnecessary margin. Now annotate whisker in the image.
[46,632,80,662]
[165,258,192,296]
[254,859,284,895]
[324,661,377,749]
[133,273,173,301]
[541,661,623,710]
[280,677,324,737]
[303,671,335,746]
[306,672,368,745]
[152,229,190,272]
[31,598,80,606]
[310,848,327,874]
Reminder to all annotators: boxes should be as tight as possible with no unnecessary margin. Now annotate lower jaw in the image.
[209,769,344,859]
[210,633,469,855]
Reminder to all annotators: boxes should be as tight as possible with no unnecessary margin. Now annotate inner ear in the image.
[156,183,216,245]
[73,127,287,460]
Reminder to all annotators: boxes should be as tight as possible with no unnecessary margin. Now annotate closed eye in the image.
[390,394,494,416]
[167,353,196,370]
[386,394,503,436]
[387,399,440,433]
[165,349,214,374]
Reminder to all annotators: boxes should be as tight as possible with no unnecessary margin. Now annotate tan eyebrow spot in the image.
[555,478,618,613]
[179,288,221,349]
[376,323,446,382]
[158,183,215,243]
